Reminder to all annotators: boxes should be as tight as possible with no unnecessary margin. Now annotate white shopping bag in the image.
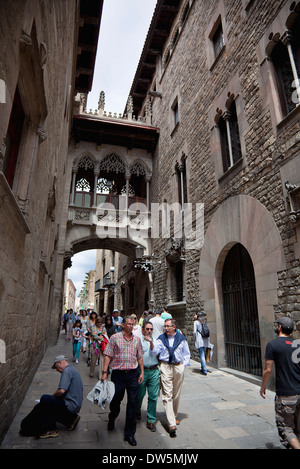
[86,379,115,410]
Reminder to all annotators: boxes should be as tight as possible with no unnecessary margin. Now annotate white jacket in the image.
[193,320,210,349]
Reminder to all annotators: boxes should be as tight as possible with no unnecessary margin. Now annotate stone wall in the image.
[149,0,300,362]
[0,0,78,442]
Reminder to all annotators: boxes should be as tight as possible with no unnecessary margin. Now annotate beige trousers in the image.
[159,362,185,428]
[89,348,104,378]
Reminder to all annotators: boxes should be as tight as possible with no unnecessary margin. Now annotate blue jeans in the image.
[198,347,207,374]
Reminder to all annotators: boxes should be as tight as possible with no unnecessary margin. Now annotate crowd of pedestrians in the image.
[59,306,200,445]
[21,306,300,450]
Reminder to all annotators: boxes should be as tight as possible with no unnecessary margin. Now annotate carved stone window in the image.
[2,86,25,188]
[130,161,146,177]
[285,181,300,223]
[76,178,90,192]
[97,178,111,194]
[78,154,95,171]
[265,4,300,119]
[99,153,125,174]
[212,21,225,59]
[215,96,242,173]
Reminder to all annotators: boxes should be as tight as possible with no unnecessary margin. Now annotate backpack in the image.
[199,321,210,338]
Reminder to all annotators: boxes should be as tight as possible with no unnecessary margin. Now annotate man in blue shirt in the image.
[112,309,123,332]
[155,318,190,438]
[136,320,160,432]
[20,355,83,439]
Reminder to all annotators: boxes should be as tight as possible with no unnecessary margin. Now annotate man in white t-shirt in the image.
[150,308,165,339]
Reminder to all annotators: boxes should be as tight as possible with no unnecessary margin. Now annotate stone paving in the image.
[1,331,282,451]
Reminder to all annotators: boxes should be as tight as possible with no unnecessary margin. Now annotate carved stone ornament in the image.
[165,237,184,260]
[64,249,74,270]
[37,127,47,143]
[0,139,6,172]
[40,42,47,68]
[20,31,32,49]
[285,181,300,223]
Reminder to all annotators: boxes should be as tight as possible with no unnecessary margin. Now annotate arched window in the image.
[268,9,300,117]
[216,98,242,173]
[73,155,95,207]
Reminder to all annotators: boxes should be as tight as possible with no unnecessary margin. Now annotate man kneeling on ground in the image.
[20,355,83,439]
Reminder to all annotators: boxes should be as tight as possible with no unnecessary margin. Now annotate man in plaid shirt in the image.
[101,315,144,446]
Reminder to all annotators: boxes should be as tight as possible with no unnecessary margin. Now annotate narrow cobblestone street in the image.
[1,331,282,451]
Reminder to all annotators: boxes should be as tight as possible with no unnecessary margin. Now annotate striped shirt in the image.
[104,331,143,370]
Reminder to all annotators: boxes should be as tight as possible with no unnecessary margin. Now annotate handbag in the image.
[100,335,108,352]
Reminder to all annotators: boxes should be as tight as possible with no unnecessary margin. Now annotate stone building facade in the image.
[129,0,300,371]
[0,0,102,442]
[1,0,300,444]
[64,276,76,312]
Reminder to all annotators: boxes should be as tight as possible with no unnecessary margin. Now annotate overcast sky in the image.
[87,0,157,114]
[68,0,157,300]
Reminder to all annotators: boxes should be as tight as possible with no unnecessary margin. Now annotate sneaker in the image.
[67,414,80,431]
[146,422,156,432]
[39,429,59,439]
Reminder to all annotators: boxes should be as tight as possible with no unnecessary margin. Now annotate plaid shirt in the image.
[104,331,143,370]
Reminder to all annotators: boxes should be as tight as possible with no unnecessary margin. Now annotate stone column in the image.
[282,31,300,106]
[69,168,77,206]
[146,176,151,212]
[222,111,234,168]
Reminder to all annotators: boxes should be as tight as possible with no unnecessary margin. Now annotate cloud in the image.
[67,1,156,295]
[67,250,97,297]
[87,0,157,114]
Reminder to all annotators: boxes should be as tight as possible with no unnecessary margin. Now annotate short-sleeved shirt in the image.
[58,364,83,414]
[265,337,300,396]
[112,315,123,332]
[150,316,165,339]
[104,332,143,370]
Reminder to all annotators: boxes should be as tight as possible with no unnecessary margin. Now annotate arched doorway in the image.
[222,243,262,376]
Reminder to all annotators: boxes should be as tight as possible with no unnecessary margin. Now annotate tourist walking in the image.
[136,320,159,432]
[72,320,83,363]
[101,315,144,446]
[65,309,76,341]
[78,310,89,353]
[131,314,142,338]
[150,308,165,339]
[260,317,300,449]
[112,309,123,332]
[86,311,97,366]
[89,317,107,378]
[193,312,210,376]
[105,314,116,338]
[154,318,190,438]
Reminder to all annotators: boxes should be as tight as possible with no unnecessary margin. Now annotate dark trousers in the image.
[109,368,139,438]
[39,394,76,432]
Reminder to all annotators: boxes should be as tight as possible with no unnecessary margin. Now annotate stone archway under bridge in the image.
[63,225,154,317]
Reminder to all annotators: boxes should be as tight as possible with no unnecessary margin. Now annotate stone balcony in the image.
[67,194,151,246]
[74,90,154,127]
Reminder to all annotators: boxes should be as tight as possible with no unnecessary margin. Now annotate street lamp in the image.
[134,245,155,273]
